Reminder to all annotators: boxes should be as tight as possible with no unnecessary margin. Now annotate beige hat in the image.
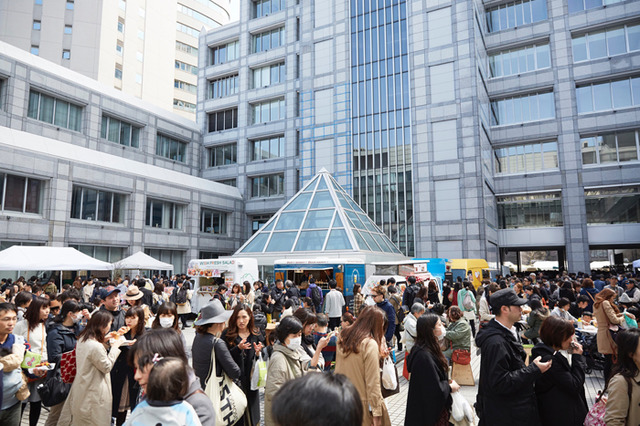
[123,285,143,301]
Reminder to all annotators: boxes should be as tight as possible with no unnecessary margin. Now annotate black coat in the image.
[100,306,126,332]
[46,323,79,366]
[475,319,542,426]
[192,333,241,390]
[111,330,141,416]
[221,330,265,426]
[404,347,451,426]
[530,343,588,426]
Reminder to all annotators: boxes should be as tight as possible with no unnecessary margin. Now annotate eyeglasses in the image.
[50,307,60,311]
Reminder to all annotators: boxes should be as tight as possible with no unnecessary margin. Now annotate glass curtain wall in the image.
[350,0,414,256]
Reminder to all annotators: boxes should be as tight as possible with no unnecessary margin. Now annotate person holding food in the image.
[57,310,126,426]
[111,306,146,426]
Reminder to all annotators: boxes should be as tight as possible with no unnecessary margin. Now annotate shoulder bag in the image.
[36,369,71,407]
[60,347,77,384]
[203,338,247,426]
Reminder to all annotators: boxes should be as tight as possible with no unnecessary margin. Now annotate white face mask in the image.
[159,317,174,328]
[73,313,83,324]
[287,336,302,351]
[364,296,376,306]
[437,324,446,341]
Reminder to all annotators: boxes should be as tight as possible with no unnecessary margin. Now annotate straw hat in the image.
[122,285,143,301]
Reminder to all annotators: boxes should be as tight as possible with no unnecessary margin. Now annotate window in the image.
[33,21,41,30]
[568,0,626,13]
[100,116,140,148]
[217,178,237,187]
[210,41,239,65]
[135,74,142,84]
[585,186,639,225]
[116,40,124,55]
[0,173,42,214]
[137,30,144,40]
[73,246,125,262]
[71,186,124,223]
[27,90,82,131]
[200,208,228,234]
[173,99,196,112]
[251,62,285,88]
[251,215,272,233]
[207,143,237,167]
[156,134,187,162]
[66,1,74,10]
[497,193,563,229]
[174,79,197,94]
[176,41,198,57]
[115,67,122,80]
[208,74,239,99]
[62,50,70,60]
[252,135,285,160]
[251,174,284,198]
[64,25,72,34]
[144,249,184,272]
[145,199,184,229]
[251,27,285,53]
[118,0,126,10]
[576,76,640,114]
[176,23,199,37]
[253,0,285,18]
[489,43,550,78]
[573,24,640,62]
[485,0,547,33]
[136,51,143,61]
[490,91,555,126]
[581,129,640,165]
[207,108,238,132]
[35,0,42,4]
[494,141,559,174]
[30,46,39,55]
[175,60,198,75]
[251,98,285,124]
[177,3,221,29]
[117,18,124,33]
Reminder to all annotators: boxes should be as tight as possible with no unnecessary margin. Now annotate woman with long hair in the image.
[292,308,323,367]
[335,306,391,426]
[352,283,364,317]
[427,280,441,305]
[151,302,188,357]
[221,304,265,426]
[14,296,50,426]
[111,306,146,425]
[580,278,598,312]
[58,310,125,426]
[531,316,588,426]
[405,314,459,426]
[43,300,82,426]
[522,298,550,343]
[243,281,255,309]
[605,328,640,425]
[594,287,626,382]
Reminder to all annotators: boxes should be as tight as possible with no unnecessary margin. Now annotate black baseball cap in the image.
[490,288,528,310]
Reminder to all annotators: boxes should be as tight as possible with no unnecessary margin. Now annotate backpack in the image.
[463,291,474,310]
[311,286,322,308]
[173,288,187,305]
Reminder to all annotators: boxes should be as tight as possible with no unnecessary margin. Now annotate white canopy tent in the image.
[0,246,114,289]
[112,251,174,271]
[633,259,640,269]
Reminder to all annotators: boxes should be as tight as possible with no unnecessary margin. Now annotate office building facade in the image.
[0,0,233,119]
[0,41,244,277]
[199,0,640,273]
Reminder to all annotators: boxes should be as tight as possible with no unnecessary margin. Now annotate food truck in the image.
[187,258,259,312]
[448,259,490,289]
[273,258,366,304]
[366,259,443,294]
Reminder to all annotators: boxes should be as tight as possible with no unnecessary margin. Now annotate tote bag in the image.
[60,348,77,384]
[203,338,248,426]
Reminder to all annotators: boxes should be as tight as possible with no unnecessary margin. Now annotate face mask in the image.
[159,317,174,328]
[287,336,302,351]
[364,296,376,306]
[73,313,83,324]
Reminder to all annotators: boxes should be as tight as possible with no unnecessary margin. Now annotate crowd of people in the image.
[0,269,639,425]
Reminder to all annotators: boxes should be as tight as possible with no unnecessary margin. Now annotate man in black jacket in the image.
[100,286,126,332]
[475,288,552,426]
[271,280,287,321]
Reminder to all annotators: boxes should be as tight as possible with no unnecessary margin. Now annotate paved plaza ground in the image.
[21,326,604,426]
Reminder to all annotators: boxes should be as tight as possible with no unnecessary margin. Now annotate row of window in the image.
[494,141,558,174]
[208,27,285,65]
[174,79,197,94]
[252,0,285,19]
[488,43,550,78]
[175,60,198,75]
[33,20,72,34]
[573,23,640,62]
[206,62,286,100]
[26,89,189,162]
[490,91,555,126]
[577,76,640,114]
[497,186,639,229]
[210,41,240,65]
[582,129,640,165]
[207,98,287,132]
[209,74,239,99]
[205,135,287,167]
[177,3,221,29]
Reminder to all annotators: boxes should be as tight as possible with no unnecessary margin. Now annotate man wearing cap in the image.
[475,288,552,426]
[100,286,126,332]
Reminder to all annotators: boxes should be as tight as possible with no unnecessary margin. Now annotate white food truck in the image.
[187,257,259,312]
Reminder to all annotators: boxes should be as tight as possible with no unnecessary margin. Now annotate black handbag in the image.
[37,370,71,407]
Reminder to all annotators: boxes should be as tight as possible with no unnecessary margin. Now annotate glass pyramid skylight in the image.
[237,169,403,255]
